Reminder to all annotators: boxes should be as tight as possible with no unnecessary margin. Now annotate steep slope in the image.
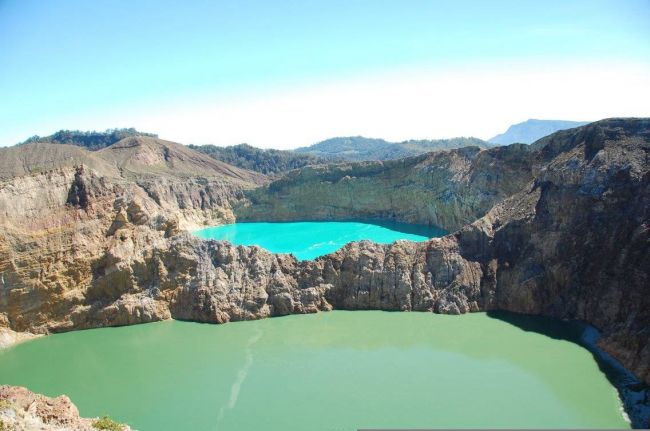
[97,136,266,184]
[295,136,492,161]
[0,142,121,180]
[465,118,650,382]
[489,119,589,145]
[190,143,328,175]
[237,144,535,231]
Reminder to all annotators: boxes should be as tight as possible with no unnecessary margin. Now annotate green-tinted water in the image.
[193,221,446,260]
[0,312,628,430]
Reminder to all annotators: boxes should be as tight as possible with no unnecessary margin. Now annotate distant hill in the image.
[19,128,159,151]
[98,137,265,184]
[294,136,492,161]
[5,133,265,185]
[489,119,589,145]
[190,143,328,175]
[0,142,121,180]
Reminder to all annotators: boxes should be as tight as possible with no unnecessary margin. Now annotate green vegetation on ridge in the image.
[189,143,329,175]
[294,136,493,161]
[20,128,158,151]
[14,130,496,174]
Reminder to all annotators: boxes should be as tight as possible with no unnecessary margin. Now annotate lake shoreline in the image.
[193,220,447,260]
[1,310,643,429]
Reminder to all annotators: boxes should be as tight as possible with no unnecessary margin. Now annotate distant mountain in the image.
[19,128,158,151]
[489,119,589,145]
[190,143,328,175]
[294,136,492,161]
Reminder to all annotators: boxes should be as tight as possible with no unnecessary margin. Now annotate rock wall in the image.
[0,164,251,334]
[236,144,535,231]
[486,119,650,383]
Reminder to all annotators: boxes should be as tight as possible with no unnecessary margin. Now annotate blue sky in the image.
[1,0,649,148]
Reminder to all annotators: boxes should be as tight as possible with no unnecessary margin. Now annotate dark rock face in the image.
[0,118,648,396]
[66,166,90,208]
[487,119,650,383]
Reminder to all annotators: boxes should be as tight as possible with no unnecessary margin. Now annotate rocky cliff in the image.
[479,119,650,384]
[0,119,648,394]
[0,137,264,334]
[237,144,535,231]
[0,385,131,430]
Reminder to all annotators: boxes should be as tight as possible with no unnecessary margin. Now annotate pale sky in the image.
[92,60,650,148]
[1,0,649,149]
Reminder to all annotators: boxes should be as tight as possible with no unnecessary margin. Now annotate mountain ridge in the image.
[294,136,493,161]
[18,128,158,150]
[489,119,589,145]
[189,143,330,175]
[2,135,267,186]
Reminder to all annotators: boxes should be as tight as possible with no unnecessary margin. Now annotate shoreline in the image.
[580,325,650,429]
[0,327,41,350]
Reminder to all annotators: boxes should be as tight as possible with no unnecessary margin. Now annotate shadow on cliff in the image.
[487,310,650,429]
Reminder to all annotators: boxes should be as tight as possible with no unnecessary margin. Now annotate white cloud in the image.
[23,60,650,149]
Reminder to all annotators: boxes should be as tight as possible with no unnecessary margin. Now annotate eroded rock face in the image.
[0,385,131,430]
[235,144,536,231]
[0,143,257,334]
[486,118,650,384]
[0,119,648,393]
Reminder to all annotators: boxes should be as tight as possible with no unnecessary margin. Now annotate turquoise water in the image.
[0,312,628,430]
[194,220,446,260]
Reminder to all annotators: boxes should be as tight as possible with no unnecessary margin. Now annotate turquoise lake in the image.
[193,220,447,260]
[0,312,629,430]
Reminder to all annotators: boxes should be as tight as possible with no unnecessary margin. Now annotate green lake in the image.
[0,311,628,430]
[193,221,447,260]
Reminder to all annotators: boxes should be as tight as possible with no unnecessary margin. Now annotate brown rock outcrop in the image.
[0,137,262,334]
[0,385,130,430]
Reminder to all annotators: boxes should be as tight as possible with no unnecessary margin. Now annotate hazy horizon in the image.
[8,117,594,150]
[1,0,649,149]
